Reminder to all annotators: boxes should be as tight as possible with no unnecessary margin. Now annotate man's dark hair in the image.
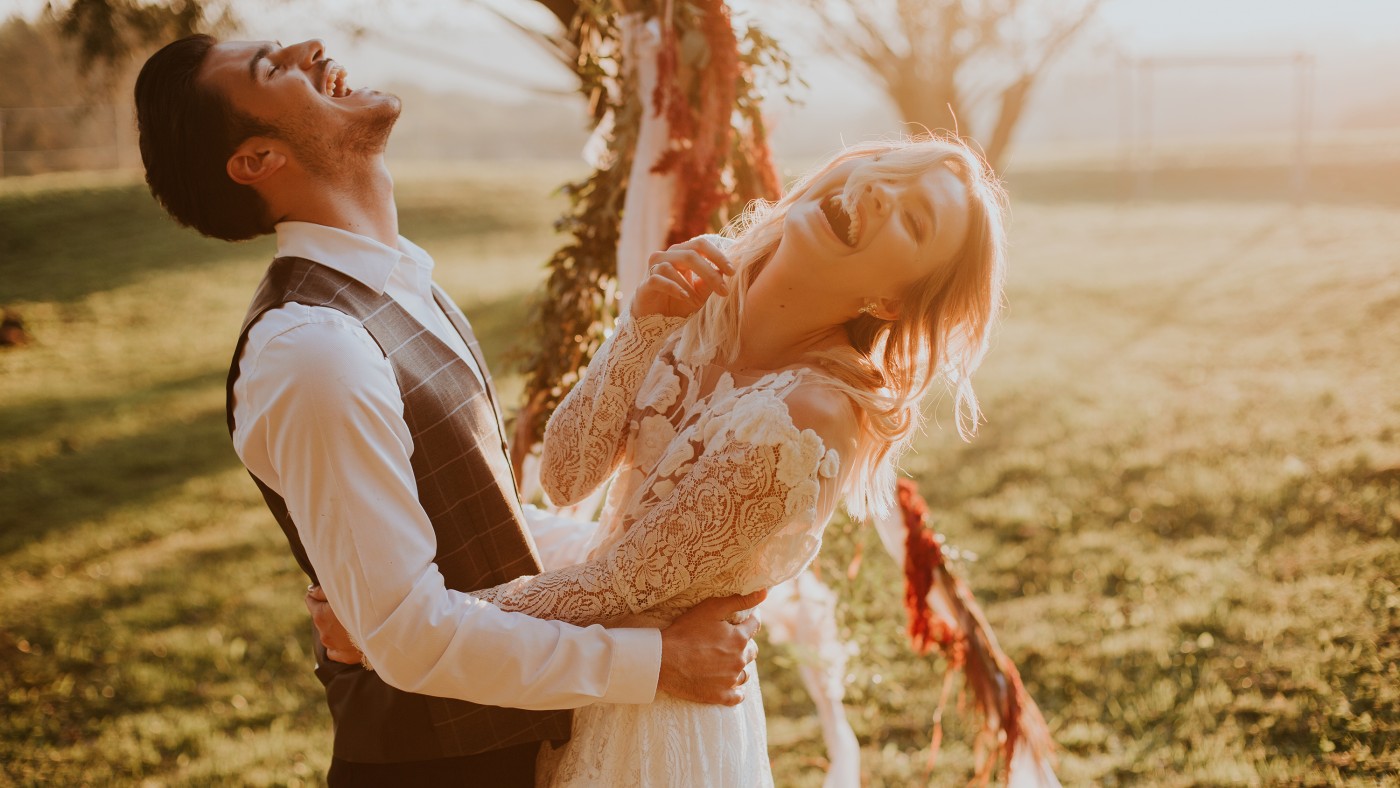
[135,35,275,241]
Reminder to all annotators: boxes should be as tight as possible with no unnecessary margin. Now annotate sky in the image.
[6,0,1399,157]
[9,0,1398,88]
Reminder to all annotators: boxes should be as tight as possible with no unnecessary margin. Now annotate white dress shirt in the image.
[230,221,661,709]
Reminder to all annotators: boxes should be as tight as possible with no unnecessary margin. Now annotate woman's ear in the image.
[870,296,900,322]
[226,137,287,186]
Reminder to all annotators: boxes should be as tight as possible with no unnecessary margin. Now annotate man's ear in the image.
[226,137,287,186]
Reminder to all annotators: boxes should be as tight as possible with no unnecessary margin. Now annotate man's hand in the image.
[304,585,364,666]
[658,589,767,706]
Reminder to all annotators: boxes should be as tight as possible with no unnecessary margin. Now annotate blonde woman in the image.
[317,135,1009,785]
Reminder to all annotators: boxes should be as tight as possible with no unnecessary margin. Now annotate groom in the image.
[134,35,762,786]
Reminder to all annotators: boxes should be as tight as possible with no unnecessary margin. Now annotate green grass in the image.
[2,165,1397,786]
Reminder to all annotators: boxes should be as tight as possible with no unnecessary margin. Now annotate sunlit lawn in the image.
[1,163,1396,786]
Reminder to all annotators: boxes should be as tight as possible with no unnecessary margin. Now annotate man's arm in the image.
[307,584,766,706]
[236,310,660,710]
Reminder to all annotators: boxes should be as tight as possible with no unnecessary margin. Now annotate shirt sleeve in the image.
[539,310,686,506]
[233,308,661,708]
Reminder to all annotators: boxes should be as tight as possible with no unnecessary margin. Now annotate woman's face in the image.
[773,153,973,303]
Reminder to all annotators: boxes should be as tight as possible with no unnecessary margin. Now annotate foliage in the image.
[511,0,794,469]
[3,167,1397,785]
[508,3,637,469]
[0,14,121,176]
[790,0,1104,170]
[47,0,235,73]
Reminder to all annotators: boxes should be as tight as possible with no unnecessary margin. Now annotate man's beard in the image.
[287,97,402,184]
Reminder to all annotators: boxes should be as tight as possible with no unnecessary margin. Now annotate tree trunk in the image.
[981,75,1034,172]
[888,71,965,143]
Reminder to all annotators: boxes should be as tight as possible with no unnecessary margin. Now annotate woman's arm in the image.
[538,310,686,505]
[483,384,858,625]
[539,236,735,505]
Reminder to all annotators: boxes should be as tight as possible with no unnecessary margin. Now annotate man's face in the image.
[198,39,401,178]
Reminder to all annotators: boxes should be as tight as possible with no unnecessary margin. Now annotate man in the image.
[134,35,761,786]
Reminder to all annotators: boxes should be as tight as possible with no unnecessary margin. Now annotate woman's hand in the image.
[631,237,735,319]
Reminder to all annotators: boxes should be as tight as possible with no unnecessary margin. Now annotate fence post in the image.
[1117,54,1135,203]
[1292,52,1312,207]
[111,102,121,170]
[1135,59,1154,201]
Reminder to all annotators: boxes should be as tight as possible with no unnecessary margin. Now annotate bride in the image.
[471,134,1008,786]
[318,134,1008,785]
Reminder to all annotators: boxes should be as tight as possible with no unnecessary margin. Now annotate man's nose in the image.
[286,39,325,69]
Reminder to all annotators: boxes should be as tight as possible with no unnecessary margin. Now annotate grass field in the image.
[1,163,1397,786]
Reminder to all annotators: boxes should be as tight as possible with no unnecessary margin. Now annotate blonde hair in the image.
[673,134,1009,520]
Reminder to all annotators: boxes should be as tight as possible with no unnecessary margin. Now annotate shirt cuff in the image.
[599,627,662,705]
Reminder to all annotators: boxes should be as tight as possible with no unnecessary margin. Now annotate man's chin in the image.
[362,91,402,134]
[343,100,401,157]
[350,87,401,111]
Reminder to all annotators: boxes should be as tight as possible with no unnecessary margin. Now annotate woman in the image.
[469,134,1009,786]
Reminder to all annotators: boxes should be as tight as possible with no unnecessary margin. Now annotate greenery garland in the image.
[511,0,797,473]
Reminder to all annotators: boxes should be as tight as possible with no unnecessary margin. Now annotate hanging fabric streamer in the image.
[892,478,1060,787]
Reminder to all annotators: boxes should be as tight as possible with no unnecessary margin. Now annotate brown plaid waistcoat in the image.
[225,257,571,763]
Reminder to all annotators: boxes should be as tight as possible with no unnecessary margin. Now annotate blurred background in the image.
[2,0,1397,785]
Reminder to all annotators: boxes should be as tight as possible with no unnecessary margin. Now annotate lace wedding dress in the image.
[471,311,849,787]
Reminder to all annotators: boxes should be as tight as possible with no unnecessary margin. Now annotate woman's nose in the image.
[864,183,892,217]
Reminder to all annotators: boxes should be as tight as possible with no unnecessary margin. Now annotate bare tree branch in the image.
[793,0,1103,170]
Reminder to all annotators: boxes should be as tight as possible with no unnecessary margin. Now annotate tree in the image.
[794,0,1103,170]
[51,0,234,73]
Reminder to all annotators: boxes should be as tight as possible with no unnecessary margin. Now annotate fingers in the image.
[681,236,736,276]
[740,639,759,668]
[325,647,362,664]
[735,613,761,641]
[650,268,696,304]
[646,261,706,308]
[647,242,731,296]
[696,588,768,619]
[304,585,363,664]
[737,588,768,608]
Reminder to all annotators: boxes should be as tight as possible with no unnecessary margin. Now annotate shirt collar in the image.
[274,221,433,295]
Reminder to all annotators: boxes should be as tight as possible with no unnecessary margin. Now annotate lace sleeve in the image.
[539,310,686,506]
[473,388,853,626]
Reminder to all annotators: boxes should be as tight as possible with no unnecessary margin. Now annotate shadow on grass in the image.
[0,368,227,445]
[0,285,535,560]
[0,179,557,308]
[0,405,240,554]
[0,184,274,305]
[0,535,324,778]
[937,213,1288,498]
[1104,215,1284,357]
